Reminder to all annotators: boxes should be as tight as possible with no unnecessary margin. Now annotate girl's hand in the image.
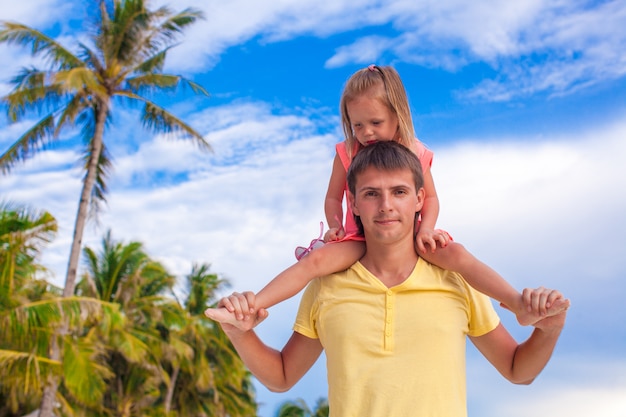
[415,228,451,253]
[324,226,346,242]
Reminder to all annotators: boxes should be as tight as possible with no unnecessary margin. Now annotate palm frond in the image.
[3,67,65,121]
[0,202,57,248]
[0,349,59,394]
[104,0,152,65]
[128,6,203,61]
[139,98,211,150]
[54,92,90,136]
[54,67,108,101]
[126,73,209,97]
[151,7,204,45]
[0,205,57,290]
[132,47,168,74]
[126,73,178,92]
[77,42,104,75]
[0,113,57,174]
[62,335,112,406]
[0,21,82,69]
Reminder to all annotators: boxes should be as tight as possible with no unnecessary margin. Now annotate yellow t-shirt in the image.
[293,258,500,417]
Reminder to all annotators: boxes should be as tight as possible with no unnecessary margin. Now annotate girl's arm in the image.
[324,153,347,240]
[208,240,366,326]
[419,166,440,231]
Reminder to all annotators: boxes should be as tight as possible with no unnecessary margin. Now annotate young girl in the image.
[209,65,560,325]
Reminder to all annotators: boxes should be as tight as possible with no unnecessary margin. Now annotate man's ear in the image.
[348,192,359,215]
[415,187,425,212]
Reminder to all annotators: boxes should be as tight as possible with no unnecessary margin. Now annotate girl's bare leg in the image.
[420,242,568,325]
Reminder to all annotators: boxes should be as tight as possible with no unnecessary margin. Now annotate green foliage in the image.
[276,397,329,417]
[0,202,259,415]
[1,3,214,413]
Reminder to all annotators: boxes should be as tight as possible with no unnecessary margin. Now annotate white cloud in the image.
[0,0,71,27]
[314,0,626,99]
[512,385,626,417]
[325,35,395,68]
[3,0,624,100]
[467,355,626,417]
[432,121,626,292]
[455,1,626,100]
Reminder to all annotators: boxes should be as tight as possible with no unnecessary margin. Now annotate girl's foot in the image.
[511,297,571,326]
[205,307,242,326]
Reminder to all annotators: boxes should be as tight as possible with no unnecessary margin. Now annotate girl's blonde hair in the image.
[340,65,416,158]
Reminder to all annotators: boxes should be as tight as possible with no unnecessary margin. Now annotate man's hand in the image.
[502,286,570,328]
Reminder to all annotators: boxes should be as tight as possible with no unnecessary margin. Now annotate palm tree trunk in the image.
[63,103,107,297]
[164,365,180,413]
[38,103,108,417]
[38,336,60,417]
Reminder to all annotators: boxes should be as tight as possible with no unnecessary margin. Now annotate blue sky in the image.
[1,0,625,416]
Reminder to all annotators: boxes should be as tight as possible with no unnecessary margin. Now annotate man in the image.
[206,141,569,416]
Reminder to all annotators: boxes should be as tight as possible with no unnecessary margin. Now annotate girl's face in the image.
[347,95,399,147]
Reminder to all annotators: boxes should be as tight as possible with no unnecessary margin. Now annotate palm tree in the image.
[161,263,256,416]
[0,2,210,414]
[0,0,209,299]
[0,201,57,303]
[0,202,117,416]
[276,398,329,417]
[0,202,57,415]
[76,230,181,416]
[77,235,257,416]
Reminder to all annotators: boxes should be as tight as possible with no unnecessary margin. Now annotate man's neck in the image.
[359,238,419,288]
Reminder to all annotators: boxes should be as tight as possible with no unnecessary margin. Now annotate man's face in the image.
[349,166,424,244]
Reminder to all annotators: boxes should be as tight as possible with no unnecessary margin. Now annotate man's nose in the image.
[379,193,392,211]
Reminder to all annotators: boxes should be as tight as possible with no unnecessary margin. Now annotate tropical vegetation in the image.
[0,202,257,416]
[0,1,330,415]
[0,0,212,413]
[275,398,329,417]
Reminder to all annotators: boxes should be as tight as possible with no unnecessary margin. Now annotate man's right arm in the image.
[225,324,323,392]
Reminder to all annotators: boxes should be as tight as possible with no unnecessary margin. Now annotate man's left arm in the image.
[470,287,569,384]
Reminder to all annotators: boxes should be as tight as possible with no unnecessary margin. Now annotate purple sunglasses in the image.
[295,222,326,260]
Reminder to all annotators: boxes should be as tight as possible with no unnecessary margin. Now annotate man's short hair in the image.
[347,141,424,195]
[346,141,424,235]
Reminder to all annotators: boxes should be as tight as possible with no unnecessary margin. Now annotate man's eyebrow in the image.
[357,185,380,193]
